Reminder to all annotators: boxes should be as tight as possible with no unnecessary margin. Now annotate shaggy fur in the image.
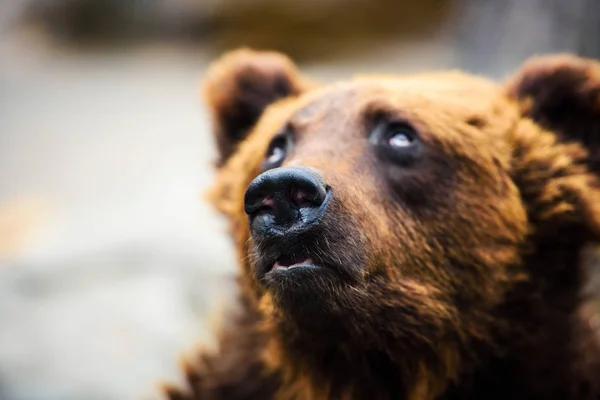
[163,50,600,400]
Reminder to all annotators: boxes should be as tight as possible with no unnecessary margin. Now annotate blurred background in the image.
[0,1,599,399]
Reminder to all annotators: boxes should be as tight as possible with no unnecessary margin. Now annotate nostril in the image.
[290,187,306,208]
[290,186,321,208]
[255,195,276,214]
[244,193,274,216]
[262,196,275,209]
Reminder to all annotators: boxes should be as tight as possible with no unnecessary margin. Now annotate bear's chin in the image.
[259,266,368,329]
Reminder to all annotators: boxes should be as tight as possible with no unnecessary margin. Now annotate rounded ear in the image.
[504,54,600,174]
[508,122,600,242]
[203,48,314,166]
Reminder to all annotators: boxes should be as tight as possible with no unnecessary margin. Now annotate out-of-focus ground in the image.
[0,41,235,400]
[0,1,599,400]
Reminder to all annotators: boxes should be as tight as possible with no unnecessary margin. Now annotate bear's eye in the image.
[262,133,291,171]
[370,121,421,166]
[384,124,417,148]
[370,121,419,149]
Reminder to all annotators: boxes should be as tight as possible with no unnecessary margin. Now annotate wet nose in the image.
[244,167,328,234]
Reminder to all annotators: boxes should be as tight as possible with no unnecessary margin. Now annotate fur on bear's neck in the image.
[257,282,464,400]
[253,242,600,400]
[460,240,600,400]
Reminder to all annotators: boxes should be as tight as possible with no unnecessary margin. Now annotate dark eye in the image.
[383,124,418,149]
[262,133,291,171]
[370,121,421,165]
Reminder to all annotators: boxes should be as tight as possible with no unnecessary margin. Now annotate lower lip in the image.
[269,263,322,273]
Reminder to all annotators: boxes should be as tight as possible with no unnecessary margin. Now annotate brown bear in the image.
[164,50,600,400]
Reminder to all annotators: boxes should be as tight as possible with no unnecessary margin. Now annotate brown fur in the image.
[164,50,600,399]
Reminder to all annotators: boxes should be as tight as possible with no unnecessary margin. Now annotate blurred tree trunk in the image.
[448,0,600,76]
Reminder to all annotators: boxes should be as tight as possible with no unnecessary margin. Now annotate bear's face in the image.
[204,50,600,395]
[239,77,526,314]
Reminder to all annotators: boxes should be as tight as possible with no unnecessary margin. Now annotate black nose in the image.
[244,167,328,234]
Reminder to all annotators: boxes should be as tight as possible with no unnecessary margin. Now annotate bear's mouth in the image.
[271,255,319,271]
[252,233,363,283]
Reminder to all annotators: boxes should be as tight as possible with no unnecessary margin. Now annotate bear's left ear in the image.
[203,49,314,166]
[504,54,600,174]
[504,55,600,241]
[505,54,600,174]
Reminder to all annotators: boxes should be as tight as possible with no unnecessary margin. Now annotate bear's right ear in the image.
[203,49,313,166]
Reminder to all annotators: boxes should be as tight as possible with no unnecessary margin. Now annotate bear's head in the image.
[204,50,600,399]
